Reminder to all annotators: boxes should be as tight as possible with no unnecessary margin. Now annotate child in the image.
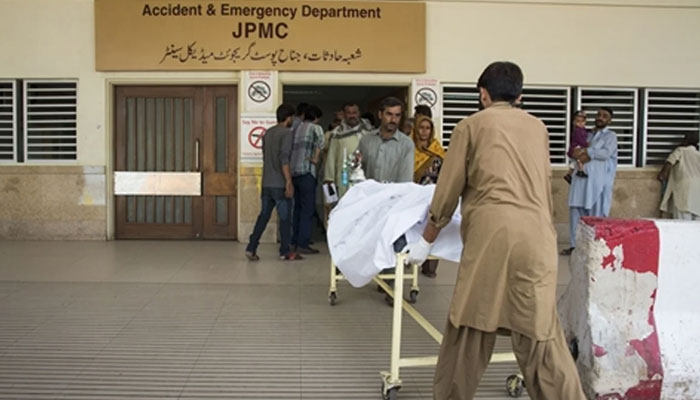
[564,110,589,183]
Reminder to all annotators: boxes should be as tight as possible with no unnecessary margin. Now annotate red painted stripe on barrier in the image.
[585,217,659,275]
[585,218,663,400]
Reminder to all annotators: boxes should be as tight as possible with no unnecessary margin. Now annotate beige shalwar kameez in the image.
[428,102,584,400]
[660,145,700,219]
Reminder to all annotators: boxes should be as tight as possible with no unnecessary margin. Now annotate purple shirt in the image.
[567,126,588,158]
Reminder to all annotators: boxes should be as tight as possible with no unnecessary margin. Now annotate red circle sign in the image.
[248,126,267,149]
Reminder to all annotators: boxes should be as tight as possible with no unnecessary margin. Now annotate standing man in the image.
[323,103,373,198]
[658,131,700,220]
[403,62,585,400]
[289,105,324,254]
[562,107,618,255]
[245,103,303,261]
[358,96,414,183]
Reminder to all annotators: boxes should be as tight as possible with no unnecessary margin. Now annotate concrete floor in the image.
[0,240,573,399]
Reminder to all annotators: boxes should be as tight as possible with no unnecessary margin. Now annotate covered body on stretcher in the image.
[327,180,463,287]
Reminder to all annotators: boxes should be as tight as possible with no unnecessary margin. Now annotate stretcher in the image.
[328,252,526,399]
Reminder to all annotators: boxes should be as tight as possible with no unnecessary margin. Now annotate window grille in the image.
[23,80,77,161]
[441,84,571,164]
[643,89,700,165]
[576,87,638,167]
[441,84,479,147]
[0,81,16,162]
[520,87,570,165]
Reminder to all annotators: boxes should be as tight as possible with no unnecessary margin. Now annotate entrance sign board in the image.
[95,0,425,73]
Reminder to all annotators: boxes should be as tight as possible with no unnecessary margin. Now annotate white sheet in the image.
[327,180,463,287]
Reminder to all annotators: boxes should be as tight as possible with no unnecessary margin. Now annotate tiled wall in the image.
[0,166,106,240]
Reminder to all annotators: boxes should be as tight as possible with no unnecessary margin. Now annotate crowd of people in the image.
[245,96,449,275]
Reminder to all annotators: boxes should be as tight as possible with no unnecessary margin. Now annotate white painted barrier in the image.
[559,217,700,400]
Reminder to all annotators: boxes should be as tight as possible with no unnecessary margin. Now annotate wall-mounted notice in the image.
[240,114,277,163]
[411,78,441,118]
[244,71,277,112]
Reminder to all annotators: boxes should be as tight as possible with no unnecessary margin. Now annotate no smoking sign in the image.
[240,114,277,163]
[248,126,267,149]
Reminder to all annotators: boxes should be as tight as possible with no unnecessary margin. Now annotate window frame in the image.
[642,87,700,166]
[22,78,78,164]
[0,80,17,164]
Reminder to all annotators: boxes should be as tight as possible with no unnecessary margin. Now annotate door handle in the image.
[195,139,200,172]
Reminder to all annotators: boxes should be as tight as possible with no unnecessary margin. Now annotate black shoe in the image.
[296,246,320,254]
[576,171,588,177]
[245,251,260,261]
[560,247,575,256]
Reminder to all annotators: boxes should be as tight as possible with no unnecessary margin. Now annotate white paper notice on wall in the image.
[240,114,277,164]
[411,78,441,119]
[244,71,277,112]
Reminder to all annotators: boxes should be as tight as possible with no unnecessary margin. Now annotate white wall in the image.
[426,1,700,87]
[1,0,698,166]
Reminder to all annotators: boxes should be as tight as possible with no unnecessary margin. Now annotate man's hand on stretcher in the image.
[402,221,441,265]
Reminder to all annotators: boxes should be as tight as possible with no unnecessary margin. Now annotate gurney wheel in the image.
[408,290,419,304]
[506,374,525,397]
[381,384,399,400]
[328,292,337,306]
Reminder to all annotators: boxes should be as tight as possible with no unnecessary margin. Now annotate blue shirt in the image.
[568,127,618,212]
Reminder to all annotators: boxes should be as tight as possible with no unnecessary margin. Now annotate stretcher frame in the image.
[328,254,420,306]
[329,252,522,399]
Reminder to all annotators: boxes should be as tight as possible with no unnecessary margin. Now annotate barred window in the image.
[643,89,700,165]
[576,87,638,167]
[0,81,16,162]
[441,84,478,147]
[23,80,77,161]
[520,87,571,165]
[441,84,571,164]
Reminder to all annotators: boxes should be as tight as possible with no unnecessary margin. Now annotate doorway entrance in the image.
[282,85,410,131]
[114,86,238,239]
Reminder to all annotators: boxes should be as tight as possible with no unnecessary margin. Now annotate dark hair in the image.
[414,104,432,118]
[361,111,377,127]
[379,96,404,113]
[296,102,309,116]
[342,102,359,112]
[476,61,523,103]
[600,107,614,118]
[276,103,296,123]
[683,131,699,149]
[572,110,585,119]
[303,105,323,121]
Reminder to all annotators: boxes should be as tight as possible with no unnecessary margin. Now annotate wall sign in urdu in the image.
[95,0,425,72]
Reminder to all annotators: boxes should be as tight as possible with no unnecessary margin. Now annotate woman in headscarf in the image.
[411,115,446,277]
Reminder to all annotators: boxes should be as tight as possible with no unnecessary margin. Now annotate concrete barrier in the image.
[559,217,700,400]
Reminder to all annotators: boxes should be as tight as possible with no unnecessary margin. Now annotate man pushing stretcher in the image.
[403,61,585,400]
